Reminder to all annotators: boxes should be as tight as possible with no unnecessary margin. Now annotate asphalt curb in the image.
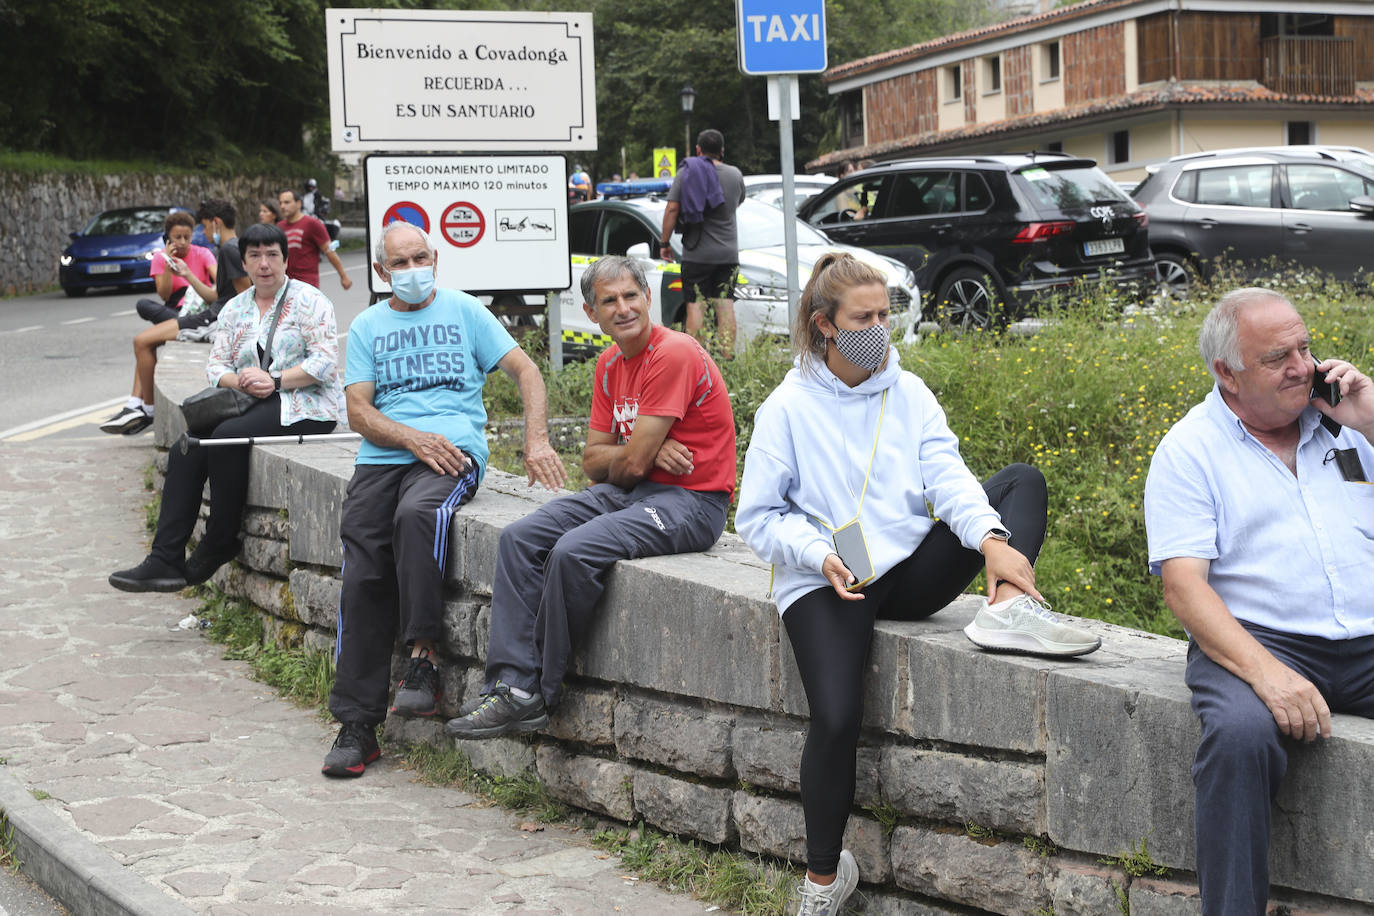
[0,764,194,916]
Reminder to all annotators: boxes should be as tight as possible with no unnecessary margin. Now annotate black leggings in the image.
[150,395,334,568]
[782,463,1047,875]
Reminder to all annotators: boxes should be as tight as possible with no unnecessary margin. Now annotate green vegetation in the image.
[486,273,1374,637]
[1024,834,1059,857]
[593,822,795,916]
[399,740,567,822]
[1,0,1008,177]
[28,789,50,801]
[1101,837,1169,878]
[0,814,17,873]
[198,589,335,710]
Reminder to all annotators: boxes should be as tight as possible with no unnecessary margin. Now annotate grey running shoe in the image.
[390,653,441,718]
[444,683,548,739]
[796,850,858,916]
[321,722,379,778]
[964,595,1102,657]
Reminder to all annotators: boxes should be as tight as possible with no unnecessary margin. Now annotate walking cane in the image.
[177,431,363,455]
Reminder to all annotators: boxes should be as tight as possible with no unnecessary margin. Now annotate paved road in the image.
[0,867,68,916]
[0,250,373,439]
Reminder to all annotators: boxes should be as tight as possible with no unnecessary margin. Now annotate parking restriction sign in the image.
[440,202,486,248]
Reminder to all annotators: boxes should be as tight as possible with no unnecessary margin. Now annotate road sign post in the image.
[735,0,827,329]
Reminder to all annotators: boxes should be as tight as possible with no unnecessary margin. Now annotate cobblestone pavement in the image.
[0,439,721,915]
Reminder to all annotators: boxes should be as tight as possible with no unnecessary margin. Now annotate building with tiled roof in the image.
[811,0,1374,180]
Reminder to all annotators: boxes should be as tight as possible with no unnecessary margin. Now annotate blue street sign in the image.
[736,0,828,76]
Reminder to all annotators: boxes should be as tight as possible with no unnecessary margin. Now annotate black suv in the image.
[1132,148,1374,296]
[797,153,1154,327]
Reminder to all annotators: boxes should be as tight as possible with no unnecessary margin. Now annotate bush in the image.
[484,272,1374,637]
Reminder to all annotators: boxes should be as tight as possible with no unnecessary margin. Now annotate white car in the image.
[488,191,920,359]
[743,173,837,210]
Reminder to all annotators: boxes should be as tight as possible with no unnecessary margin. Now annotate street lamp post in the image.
[680,82,696,161]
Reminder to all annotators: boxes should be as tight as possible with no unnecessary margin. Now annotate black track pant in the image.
[150,394,333,568]
[783,463,1047,875]
[328,461,478,727]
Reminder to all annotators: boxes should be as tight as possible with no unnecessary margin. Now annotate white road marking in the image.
[60,317,97,325]
[111,309,137,316]
[5,325,42,334]
[0,397,126,441]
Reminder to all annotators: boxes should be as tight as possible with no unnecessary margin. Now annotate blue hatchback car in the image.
[59,206,187,297]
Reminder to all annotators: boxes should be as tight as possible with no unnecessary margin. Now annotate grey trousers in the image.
[1185,623,1374,916]
[484,481,729,708]
[328,461,478,726]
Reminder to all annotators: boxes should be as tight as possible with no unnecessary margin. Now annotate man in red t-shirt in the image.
[277,189,352,291]
[446,255,736,740]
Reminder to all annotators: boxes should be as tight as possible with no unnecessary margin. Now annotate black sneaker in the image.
[108,556,187,593]
[185,538,242,586]
[444,683,548,739]
[389,653,441,718]
[321,722,379,778]
[100,406,150,435]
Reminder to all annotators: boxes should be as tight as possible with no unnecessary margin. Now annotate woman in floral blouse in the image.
[109,222,344,592]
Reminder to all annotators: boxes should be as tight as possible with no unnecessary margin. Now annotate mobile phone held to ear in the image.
[1312,358,1342,407]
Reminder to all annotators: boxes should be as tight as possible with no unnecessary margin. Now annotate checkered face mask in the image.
[832,323,889,372]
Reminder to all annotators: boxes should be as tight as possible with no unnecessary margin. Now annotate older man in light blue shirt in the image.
[1144,287,1374,916]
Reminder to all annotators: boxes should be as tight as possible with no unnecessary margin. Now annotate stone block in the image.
[631,771,734,844]
[857,890,963,916]
[241,534,289,578]
[1129,876,1202,916]
[241,508,288,540]
[544,686,616,746]
[302,627,334,657]
[456,735,536,779]
[732,718,804,793]
[1047,859,1127,916]
[246,447,291,510]
[732,791,806,863]
[574,551,779,709]
[284,455,352,567]
[613,697,733,777]
[879,745,1045,836]
[890,825,1050,915]
[383,716,446,747]
[216,564,290,618]
[439,597,484,660]
[1045,657,1200,869]
[535,745,635,821]
[288,568,340,630]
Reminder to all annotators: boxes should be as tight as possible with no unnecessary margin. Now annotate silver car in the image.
[1134,148,1374,295]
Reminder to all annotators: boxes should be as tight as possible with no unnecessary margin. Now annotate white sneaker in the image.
[964,594,1101,657]
[796,849,858,916]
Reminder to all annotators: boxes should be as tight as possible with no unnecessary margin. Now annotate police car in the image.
[487,179,921,358]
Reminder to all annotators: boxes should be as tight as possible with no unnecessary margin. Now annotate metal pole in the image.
[547,290,563,372]
[178,431,363,454]
[775,74,800,329]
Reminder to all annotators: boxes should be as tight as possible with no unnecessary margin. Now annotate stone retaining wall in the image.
[1,170,295,295]
[152,342,1374,916]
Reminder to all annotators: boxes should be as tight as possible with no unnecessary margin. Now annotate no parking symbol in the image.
[440,202,485,248]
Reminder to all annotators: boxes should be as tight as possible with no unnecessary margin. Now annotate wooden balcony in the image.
[1261,35,1356,96]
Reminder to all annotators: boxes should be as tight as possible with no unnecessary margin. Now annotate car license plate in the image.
[1083,238,1125,256]
[88,263,121,274]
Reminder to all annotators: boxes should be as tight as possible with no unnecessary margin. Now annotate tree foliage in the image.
[0,0,1005,175]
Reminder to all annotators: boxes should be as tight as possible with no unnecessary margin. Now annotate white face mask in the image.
[389,266,435,304]
[831,323,889,371]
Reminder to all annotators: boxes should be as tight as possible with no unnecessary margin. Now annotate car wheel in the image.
[933,268,1005,330]
[1154,252,1195,299]
[63,286,87,298]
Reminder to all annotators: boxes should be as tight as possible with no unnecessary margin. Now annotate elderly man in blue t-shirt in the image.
[1144,287,1374,915]
[322,221,566,778]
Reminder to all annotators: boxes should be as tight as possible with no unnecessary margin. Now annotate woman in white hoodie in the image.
[735,253,1100,915]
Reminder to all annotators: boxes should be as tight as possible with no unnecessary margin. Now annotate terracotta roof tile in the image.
[807,82,1374,170]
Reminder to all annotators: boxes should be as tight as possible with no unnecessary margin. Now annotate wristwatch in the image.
[271,373,282,392]
[980,527,1011,552]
